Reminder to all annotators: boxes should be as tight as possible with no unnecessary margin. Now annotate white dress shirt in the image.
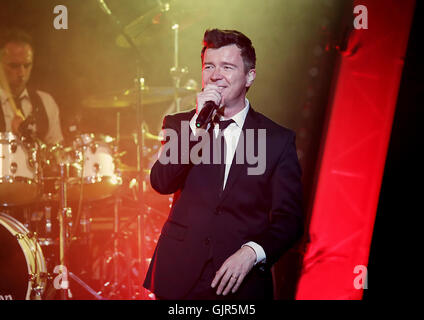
[0,87,64,144]
[189,98,266,265]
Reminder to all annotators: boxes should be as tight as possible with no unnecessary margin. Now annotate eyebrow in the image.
[8,62,32,67]
[203,61,238,67]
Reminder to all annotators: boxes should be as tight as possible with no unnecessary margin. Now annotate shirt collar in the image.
[218,98,250,128]
[18,89,29,100]
[0,87,29,104]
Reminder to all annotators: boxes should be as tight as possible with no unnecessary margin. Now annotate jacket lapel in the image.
[218,106,259,203]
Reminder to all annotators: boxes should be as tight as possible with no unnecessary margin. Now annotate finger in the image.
[220,95,225,107]
[211,265,227,288]
[222,275,238,296]
[203,83,220,91]
[200,90,221,103]
[197,91,221,108]
[231,274,246,294]
[202,85,222,98]
[216,271,232,295]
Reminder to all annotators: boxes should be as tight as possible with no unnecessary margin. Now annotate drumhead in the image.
[0,218,29,299]
[0,213,46,300]
[0,132,40,206]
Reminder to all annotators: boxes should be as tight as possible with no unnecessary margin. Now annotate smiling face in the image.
[1,42,33,96]
[202,44,255,112]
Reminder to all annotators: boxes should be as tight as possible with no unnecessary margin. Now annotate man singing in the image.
[144,28,303,300]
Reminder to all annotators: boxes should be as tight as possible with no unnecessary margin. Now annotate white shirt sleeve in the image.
[37,90,64,144]
[242,241,267,265]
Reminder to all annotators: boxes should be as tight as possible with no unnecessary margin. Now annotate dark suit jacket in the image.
[143,106,303,299]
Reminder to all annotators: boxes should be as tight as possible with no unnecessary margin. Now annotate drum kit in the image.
[0,117,170,300]
[0,1,199,300]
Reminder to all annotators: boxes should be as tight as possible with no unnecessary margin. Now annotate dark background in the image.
[364,0,421,301]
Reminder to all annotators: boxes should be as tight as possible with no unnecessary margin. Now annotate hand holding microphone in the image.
[195,84,224,128]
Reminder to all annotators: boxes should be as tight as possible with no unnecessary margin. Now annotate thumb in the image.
[219,96,225,107]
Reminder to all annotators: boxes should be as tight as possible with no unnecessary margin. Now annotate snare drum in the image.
[0,212,47,300]
[0,132,39,206]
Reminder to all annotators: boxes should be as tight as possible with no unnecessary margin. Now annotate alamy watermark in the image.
[158,121,267,176]
[353,5,368,30]
[53,265,69,290]
[53,5,68,30]
[353,265,368,290]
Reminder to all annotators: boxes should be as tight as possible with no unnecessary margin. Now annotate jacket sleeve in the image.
[253,131,304,267]
[150,114,194,194]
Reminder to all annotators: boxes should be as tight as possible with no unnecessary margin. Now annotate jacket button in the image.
[204,237,210,246]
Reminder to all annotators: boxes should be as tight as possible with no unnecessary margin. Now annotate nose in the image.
[210,67,223,81]
[16,65,26,77]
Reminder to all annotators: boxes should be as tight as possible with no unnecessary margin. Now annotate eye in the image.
[8,63,20,69]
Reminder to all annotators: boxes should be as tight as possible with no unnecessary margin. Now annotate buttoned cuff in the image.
[242,241,266,265]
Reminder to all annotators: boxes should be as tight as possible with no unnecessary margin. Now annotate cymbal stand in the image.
[169,23,188,113]
[56,162,104,300]
[58,162,71,300]
[96,1,154,299]
[134,78,147,299]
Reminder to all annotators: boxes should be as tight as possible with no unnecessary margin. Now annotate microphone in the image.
[195,101,218,128]
[97,0,112,15]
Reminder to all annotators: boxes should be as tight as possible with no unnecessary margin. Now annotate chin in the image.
[12,84,25,92]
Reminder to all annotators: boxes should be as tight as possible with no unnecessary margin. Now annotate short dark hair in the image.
[0,28,33,50]
[201,29,256,73]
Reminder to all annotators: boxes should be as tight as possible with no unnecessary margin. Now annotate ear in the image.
[246,69,256,87]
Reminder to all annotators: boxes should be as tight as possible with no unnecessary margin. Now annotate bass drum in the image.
[0,212,47,300]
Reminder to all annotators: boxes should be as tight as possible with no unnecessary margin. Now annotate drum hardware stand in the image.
[56,162,104,300]
[96,180,150,299]
[169,23,188,113]
[68,271,103,300]
[135,210,145,299]
[70,144,86,241]
[95,200,149,300]
[97,1,181,299]
[111,4,147,300]
[58,162,71,300]
[112,196,130,297]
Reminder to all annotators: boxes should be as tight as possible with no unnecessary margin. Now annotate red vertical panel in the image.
[295,0,415,299]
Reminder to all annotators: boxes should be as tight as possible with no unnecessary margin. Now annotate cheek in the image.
[201,72,210,85]
[4,69,16,79]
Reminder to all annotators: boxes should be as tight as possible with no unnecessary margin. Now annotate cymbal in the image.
[117,162,151,174]
[143,131,162,141]
[119,131,162,142]
[116,5,206,48]
[82,86,196,109]
[117,163,137,172]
